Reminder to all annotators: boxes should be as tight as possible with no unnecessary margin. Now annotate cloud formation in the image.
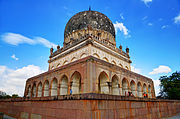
[142,16,148,21]
[149,65,171,75]
[120,13,124,20]
[147,22,153,26]
[11,54,19,61]
[114,21,129,35]
[0,65,45,96]
[1,33,57,48]
[174,14,180,24]
[131,66,141,73]
[161,25,168,29]
[142,0,152,6]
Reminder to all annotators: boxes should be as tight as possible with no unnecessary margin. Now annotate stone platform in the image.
[0,93,180,119]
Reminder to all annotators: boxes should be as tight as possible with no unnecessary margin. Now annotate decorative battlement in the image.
[49,29,129,60]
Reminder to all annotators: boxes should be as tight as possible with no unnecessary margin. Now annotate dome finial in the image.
[89,6,91,11]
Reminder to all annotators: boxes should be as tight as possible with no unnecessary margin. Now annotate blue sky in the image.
[0,0,180,96]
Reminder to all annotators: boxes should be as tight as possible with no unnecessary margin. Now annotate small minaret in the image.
[50,47,54,55]
[126,47,129,55]
[119,45,122,52]
[57,45,60,51]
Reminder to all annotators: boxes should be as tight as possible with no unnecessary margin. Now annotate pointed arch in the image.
[43,80,49,97]
[148,85,152,98]
[143,83,147,94]
[93,53,100,59]
[60,75,68,95]
[27,85,31,97]
[137,82,142,97]
[32,83,36,97]
[112,75,120,95]
[130,80,136,96]
[71,71,81,94]
[51,78,58,96]
[37,82,42,97]
[122,78,128,96]
[98,71,109,94]
[103,57,109,62]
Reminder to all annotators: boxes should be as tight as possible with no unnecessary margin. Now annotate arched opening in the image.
[63,60,68,65]
[130,80,136,96]
[119,64,123,68]
[111,60,116,65]
[80,53,87,58]
[37,82,42,97]
[143,83,147,95]
[51,66,54,70]
[112,75,119,95]
[51,78,58,96]
[71,71,81,94]
[103,57,109,62]
[137,82,142,97]
[27,85,31,97]
[93,53,100,59]
[148,85,152,98]
[122,78,128,96]
[71,57,77,62]
[60,75,68,95]
[98,72,109,94]
[125,66,129,70]
[43,80,49,97]
[32,84,36,97]
[57,63,61,67]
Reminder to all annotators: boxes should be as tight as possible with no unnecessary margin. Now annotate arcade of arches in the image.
[26,70,153,98]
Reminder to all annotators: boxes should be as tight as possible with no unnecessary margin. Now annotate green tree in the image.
[12,94,19,98]
[0,95,11,99]
[159,71,180,99]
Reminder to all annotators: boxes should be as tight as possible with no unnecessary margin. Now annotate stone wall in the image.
[0,94,180,119]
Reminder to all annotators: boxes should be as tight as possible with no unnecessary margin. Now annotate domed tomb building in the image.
[24,10,155,98]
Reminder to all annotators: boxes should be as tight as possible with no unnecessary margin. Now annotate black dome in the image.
[64,10,115,38]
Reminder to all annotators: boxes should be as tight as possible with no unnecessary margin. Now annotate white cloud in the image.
[11,54,19,61]
[153,79,160,96]
[142,16,148,20]
[131,66,141,73]
[158,18,163,21]
[174,14,180,24]
[114,21,129,36]
[147,22,153,26]
[142,0,152,6]
[1,32,57,48]
[35,37,57,48]
[120,13,124,20]
[149,65,171,75]
[161,25,168,29]
[0,65,45,96]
